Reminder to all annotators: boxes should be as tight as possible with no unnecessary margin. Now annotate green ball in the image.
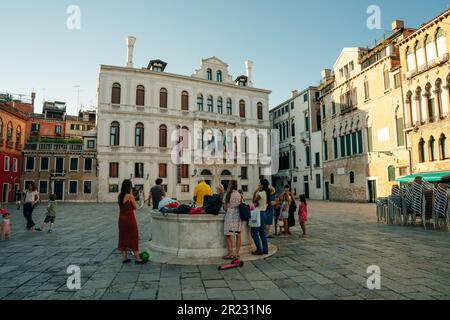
[140,251,150,262]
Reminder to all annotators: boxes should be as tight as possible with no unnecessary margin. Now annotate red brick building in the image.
[0,102,29,203]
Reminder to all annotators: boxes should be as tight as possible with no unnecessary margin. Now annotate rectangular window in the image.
[70,158,79,172]
[332,102,336,115]
[84,181,92,194]
[346,134,351,157]
[383,70,391,91]
[364,81,370,100]
[367,127,373,152]
[87,140,95,149]
[340,136,346,158]
[40,157,49,171]
[290,102,294,110]
[242,185,248,192]
[303,93,308,102]
[306,147,311,166]
[351,132,357,155]
[241,167,248,180]
[394,73,401,89]
[322,105,326,119]
[84,158,93,172]
[69,181,78,194]
[159,163,167,178]
[31,123,40,133]
[323,140,328,161]
[181,184,190,193]
[13,158,18,172]
[333,137,338,159]
[180,164,189,179]
[305,116,309,132]
[396,118,405,146]
[55,125,62,135]
[316,174,321,189]
[109,162,119,178]
[135,163,144,178]
[26,157,35,171]
[39,181,48,194]
[315,152,320,166]
[109,184,119,193]
[4,156,10,171]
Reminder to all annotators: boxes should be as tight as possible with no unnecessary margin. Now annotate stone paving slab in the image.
[0,201,449,300]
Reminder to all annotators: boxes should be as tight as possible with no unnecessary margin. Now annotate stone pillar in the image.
[442,84,450,116]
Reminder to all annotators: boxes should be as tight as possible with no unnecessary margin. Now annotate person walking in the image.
[298,194,308,238]
[148,179,165,210]
[251,179,269,255]
[118,180,147,264]
[23,182,40,231]
[223,180,242,259]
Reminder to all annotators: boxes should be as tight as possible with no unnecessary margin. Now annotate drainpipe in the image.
[398,65,413,174]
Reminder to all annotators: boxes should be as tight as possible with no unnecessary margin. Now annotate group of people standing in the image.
[222,179,308,260]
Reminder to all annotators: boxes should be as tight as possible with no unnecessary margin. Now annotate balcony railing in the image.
[25,142,84,152]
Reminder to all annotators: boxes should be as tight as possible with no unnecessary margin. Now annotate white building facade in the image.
[270,87,323,200]
[96,38,271,202]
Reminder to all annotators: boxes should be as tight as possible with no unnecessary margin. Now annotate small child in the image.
[298,194,308,238]
[35,194,57,233]
[280,194,290,237]
[1,210,11,240]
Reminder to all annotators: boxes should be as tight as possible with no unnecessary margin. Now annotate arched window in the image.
[217,97,223,114]
[415,40,425,68]
[418,138,425,163]
[330,173,334,185]
[425,34,436,63]
[110,121,120,146]
[181,126,189,149]
[207,95,213,112]
[387,165,395,182]
[436,28,447,57]
[6,122,12,142]
[257,102,263,120]
[159,124,167,148]
[206,68,212,81]
[239,100,246,118]
[111,83,121,104]
[135,123,144,147]
[16,126,21,144]
[429,136,436,161]
[349,171,355,184]
[439,134,447,160]
[160,88,168,109]
[181,91,189,111]
[197,94,204,111]
[425,83,434,122]
[221,170,232,176]
[136,85,145,106]
[201,169,213,176]
[226,98,232,115]
[406,46,415,72]
[216,70,222,82]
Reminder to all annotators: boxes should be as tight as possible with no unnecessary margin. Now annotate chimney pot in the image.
[391,20,404,32]
[126,36,137,68]
[291,90,298,98]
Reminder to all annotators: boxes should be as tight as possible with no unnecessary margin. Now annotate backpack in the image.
[204,194,222,215]
[239,203,251,221]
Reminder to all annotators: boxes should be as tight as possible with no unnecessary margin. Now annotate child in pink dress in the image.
[1,210,11,240]
[298,195,308,239]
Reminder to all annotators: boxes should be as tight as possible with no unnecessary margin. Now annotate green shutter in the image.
[396,118,405,146]
[346,134,351,157]
[340,136,345,157]
[357,130,363,153]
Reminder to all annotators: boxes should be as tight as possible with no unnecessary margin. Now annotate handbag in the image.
[238,203,251,221]
[249,209,261,228]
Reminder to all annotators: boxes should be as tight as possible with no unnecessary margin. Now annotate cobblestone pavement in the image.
[0,201,449,300]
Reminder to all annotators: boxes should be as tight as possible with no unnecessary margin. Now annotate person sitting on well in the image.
[193,177,212,207]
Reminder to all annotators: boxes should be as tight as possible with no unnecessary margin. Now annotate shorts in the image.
[265,209,274,226]
[44,215,56,224]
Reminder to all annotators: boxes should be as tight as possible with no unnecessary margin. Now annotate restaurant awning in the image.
[396,171,450,183]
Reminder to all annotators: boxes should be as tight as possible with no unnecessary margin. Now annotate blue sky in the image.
[0,0,449,114]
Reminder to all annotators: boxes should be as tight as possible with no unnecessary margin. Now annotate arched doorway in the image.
[220,169,233,191]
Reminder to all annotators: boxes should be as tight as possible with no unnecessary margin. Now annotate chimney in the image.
[391,20,404,32]
[31,92,36,111]
[321,69,331,81]
[126,36,136,68]
[245,60,253,87]
[291,90,298,98]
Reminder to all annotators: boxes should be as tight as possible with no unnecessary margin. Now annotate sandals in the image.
[222,255,235,260]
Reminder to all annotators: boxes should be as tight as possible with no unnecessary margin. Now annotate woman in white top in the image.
[251,179,270,255]
[23,182,40,230]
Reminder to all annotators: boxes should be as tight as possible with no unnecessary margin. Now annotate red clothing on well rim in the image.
[118,200,139,252]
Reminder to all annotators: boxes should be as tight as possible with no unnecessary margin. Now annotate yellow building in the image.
[319,21,414,202]
[398,9,450,176]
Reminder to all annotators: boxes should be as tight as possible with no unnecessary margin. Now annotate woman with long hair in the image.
[118,180,146,264]
[223,180,242,259]
[23,181,40,230]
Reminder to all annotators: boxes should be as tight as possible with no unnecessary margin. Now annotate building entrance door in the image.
[304,182,310,199]
[54,181,64,200]
[324,182,330,200]
[368,180,377,203]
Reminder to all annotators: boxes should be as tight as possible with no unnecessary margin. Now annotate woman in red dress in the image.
[118,179,147,264]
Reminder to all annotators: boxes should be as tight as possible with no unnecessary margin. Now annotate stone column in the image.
[442,84,450,116]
